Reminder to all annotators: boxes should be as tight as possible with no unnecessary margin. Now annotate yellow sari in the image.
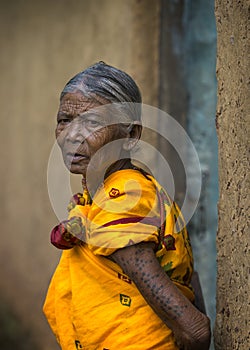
[44,169,194,350]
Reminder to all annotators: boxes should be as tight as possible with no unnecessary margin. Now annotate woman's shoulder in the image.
[103,168,156,194]
[91,168,158,209]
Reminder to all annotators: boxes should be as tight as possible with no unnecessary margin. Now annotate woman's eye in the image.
[89,120,100,126]
[85,119,102,128]
[58,118,71,125]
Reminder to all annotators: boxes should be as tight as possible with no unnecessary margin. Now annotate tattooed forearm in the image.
[111,242,211,350]
[114,243,188,321]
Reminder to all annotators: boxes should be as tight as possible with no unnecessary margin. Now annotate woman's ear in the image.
[122,123,142,151]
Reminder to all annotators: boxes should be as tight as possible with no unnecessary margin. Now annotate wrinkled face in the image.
[56,92,129,178]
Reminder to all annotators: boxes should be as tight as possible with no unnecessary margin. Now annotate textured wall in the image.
[214,0,249,349]
[0,1,160,348]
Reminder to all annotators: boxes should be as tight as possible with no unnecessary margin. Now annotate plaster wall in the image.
[0,1,160,348]
[214,1,249,348]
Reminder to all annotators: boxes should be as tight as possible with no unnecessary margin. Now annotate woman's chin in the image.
[70,169,84,175]
[66,163,87,176]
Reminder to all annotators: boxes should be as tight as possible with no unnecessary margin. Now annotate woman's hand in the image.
[110,242,211,350]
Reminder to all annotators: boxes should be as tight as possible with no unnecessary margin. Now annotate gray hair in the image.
[61,61,142,123]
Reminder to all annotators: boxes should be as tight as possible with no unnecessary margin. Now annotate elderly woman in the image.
[43,62,211,350]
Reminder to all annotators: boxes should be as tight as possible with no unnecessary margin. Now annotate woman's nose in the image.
[66,119,88,143]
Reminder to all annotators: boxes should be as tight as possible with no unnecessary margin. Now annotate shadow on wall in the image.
[0,297,38,350]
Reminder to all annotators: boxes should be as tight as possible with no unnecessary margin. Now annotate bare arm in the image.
[111,242,211,350]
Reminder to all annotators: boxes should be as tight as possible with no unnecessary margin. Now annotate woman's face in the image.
[56,92,128,178]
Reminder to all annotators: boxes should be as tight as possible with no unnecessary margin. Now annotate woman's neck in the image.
[104,158,134,179]
[81,158,134,195]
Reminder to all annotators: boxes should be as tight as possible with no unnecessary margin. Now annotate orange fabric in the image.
[44,169,194,349]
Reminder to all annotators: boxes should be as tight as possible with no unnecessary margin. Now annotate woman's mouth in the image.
[67,153,89,164]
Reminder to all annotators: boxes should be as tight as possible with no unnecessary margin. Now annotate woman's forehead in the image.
[59,92,109,117]
[59,92,132,123]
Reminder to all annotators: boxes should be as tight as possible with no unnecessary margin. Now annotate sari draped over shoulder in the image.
[44,169,194,350]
